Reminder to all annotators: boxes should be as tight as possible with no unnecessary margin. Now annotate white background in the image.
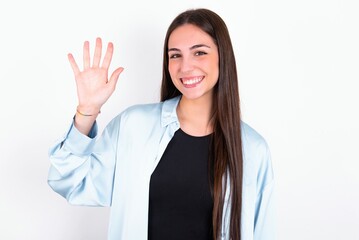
[0,0,358,239]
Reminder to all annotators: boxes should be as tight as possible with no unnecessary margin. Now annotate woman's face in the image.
[167,24,219,102]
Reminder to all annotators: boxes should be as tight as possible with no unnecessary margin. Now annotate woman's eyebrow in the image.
[168,44,211,52]
[168,47,180,52]
[190,44,211,50]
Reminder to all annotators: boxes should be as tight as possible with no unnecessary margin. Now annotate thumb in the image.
[108,67,124,90]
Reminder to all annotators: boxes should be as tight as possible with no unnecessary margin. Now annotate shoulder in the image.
[111,102,164,131]
[241,121,270,154]
[112,96,180,128]
[122,101,163,118]
[118,96,180,127]
[102,102,164,139]
[119,96,180,120]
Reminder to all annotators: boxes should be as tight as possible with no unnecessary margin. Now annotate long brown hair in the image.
[160,8,243,240]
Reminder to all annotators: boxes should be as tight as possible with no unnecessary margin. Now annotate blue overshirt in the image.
[48,96,276,240]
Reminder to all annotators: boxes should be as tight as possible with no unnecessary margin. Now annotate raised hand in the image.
[68,37,124,116]
[68,37,124,135]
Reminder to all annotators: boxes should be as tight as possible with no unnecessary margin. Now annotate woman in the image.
[48,8,275,240]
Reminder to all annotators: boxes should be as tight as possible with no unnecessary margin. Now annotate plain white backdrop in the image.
[0,0,358,239]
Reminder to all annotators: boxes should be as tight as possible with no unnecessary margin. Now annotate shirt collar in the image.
[161,95,181,127]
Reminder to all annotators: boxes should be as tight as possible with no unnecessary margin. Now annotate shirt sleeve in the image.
[47,116,120,207]
[253,142,277,240]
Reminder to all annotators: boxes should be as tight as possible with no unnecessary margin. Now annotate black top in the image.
[148,129,213,240]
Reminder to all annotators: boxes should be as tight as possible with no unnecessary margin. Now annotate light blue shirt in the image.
[48,96,276,240]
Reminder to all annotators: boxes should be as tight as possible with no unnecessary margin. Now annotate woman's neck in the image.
[176,95,214,137]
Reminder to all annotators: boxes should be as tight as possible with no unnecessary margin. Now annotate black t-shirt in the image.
[148,128,213,240]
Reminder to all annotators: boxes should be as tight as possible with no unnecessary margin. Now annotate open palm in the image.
[68,37,124,114]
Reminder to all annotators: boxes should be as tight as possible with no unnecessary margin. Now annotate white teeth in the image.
[182,77,202,85]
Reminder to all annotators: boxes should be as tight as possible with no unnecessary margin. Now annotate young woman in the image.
[48,8,275,240]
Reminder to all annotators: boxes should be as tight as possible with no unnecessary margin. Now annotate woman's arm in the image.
[47,38,123,206]
[47,115,120,206]
[253,142,277,240]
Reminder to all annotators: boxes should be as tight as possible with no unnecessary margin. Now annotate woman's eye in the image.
[195,51,207,56]
[169,54,181,59]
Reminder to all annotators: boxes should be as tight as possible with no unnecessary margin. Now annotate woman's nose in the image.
[179,56,194,73]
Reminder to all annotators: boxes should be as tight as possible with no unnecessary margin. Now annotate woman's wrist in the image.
[76,105,101,117]
[76,107,101,117]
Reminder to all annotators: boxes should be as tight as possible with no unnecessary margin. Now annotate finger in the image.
[92,37,102,68]
[102,42,114,69]
[68,53,80,76]
[108,67,124,89]
[83,41,90,70]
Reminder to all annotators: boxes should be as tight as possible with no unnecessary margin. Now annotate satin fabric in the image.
[48,96,276,240]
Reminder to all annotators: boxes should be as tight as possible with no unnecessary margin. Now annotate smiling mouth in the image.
[180,76,204,87]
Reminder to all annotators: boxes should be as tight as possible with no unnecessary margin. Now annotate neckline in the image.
[178,128,213,139]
